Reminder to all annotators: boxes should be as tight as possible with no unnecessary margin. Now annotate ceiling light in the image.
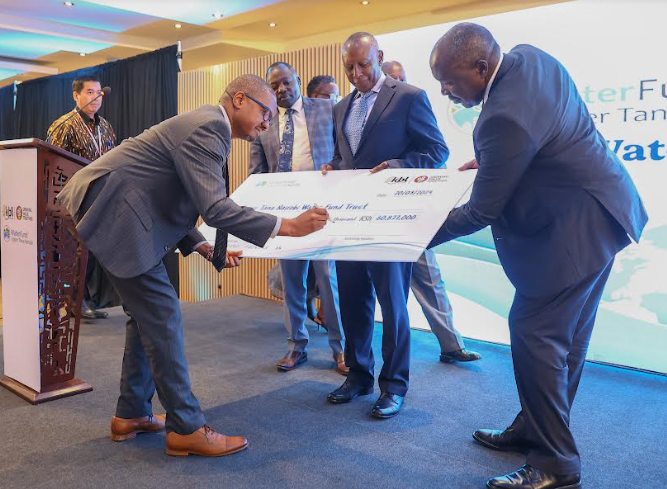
[64,1,75,6]
[79,52,86,57]
[269,22,277,27]
[212,12,223,19]
[175,23,182,29]
[360,0,370,4]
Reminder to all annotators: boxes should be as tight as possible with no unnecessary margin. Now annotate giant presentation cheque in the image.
[199,168,476,262]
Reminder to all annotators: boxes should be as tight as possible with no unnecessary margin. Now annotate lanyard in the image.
[78,112,103,158]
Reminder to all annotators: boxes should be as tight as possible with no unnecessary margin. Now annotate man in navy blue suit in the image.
[429,23,648,489]
[322,32,448,419]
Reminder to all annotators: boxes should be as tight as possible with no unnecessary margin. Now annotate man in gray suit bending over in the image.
[250,62,347,376]
[57,74,329,457]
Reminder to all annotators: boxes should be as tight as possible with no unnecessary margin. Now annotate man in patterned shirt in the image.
[48,75,116,320]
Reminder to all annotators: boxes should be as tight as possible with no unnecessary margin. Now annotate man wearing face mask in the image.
[380,60,481,365]
[250,62,347,376]
[57,74,329,457]
[322,32,448,419]
[48,75,117,321]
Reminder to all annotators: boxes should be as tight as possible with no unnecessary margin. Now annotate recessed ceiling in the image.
[82,0,291,25]
[0,0,572,88]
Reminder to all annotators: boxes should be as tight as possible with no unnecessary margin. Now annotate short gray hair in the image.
[343,31,379,55]
[221,74,274,102]
[435,22,499,67]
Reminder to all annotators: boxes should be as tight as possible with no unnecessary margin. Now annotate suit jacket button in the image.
[164,245,170,251]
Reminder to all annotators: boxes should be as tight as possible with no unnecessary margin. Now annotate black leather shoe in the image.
[94,310,109,318]
[327,379,373,404]
[473,427,530,452]
[80,306,97,320]
[370,392,404,419]
[440,349,481,363]
[486,465,581,489]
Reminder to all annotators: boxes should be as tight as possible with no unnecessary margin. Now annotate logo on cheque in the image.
[414,176,428,183]
[385,176,410,184]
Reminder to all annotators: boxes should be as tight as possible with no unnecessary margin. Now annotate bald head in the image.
[430,22,500,108]
[220,74,277,141]
[342,31,384,93]
[382,60,406,82]
[221,74,274,105]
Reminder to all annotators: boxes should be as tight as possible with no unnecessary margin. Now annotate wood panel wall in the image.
[177,43,349,302]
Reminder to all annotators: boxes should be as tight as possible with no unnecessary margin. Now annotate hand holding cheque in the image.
[198,168,475,262]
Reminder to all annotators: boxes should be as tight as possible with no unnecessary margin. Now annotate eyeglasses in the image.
[226,90,273,124]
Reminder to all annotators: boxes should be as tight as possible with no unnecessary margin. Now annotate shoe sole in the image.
[472,432,525,453]
[370,410,400,420]
[440,356,481,363]
[110,428,164,442]
[327,387,374,404]
[276,357,307,371]
[486,482,580,489]
[166,442,249,457]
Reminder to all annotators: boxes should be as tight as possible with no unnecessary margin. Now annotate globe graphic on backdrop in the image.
[602,225,667,325]
[448,102,482,135]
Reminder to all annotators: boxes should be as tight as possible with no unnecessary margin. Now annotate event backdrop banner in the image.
[377,0,667,374]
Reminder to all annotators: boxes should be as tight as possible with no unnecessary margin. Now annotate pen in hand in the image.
[313,203,333,222]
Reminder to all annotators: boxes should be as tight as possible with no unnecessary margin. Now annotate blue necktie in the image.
[346,92,370,156]
[277,108,295,172]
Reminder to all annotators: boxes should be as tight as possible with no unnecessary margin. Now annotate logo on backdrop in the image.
[448,102,482,135]
[3,205,14,220]
[3,227,10,242]
[16,206,22,220]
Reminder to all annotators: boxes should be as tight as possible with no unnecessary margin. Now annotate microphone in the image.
[46,86,111,144]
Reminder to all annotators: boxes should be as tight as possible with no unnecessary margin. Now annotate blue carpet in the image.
[0,295,665,488]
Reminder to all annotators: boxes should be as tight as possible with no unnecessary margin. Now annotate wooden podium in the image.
[0,139,92,404]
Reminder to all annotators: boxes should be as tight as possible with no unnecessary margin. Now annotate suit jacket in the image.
[331,76,448,169]
[249,97,335,173]
[431,45,648,297]
[57,105,278,279]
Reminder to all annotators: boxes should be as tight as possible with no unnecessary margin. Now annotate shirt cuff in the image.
[192,241,208,252]
[270,217,282,239]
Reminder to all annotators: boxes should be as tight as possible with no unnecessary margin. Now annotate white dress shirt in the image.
[278,96,315,172]
[483,52,504,105]
[348,73,387,124]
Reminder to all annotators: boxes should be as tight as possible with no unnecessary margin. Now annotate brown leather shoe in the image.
[276,350,307,371]
[166,425,248,457]
[110,414,166,442]
[334,352,349,376]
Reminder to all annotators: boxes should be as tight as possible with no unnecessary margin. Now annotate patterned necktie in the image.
[346,92,370,156]
[211,162,230,272]
[277,108,295,172]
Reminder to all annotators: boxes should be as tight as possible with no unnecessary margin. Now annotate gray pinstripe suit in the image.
[58,105,278,434]
[249,97,344,356]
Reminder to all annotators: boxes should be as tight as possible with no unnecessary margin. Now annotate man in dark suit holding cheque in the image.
[429,23,647,489]
[322,32,448,419]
